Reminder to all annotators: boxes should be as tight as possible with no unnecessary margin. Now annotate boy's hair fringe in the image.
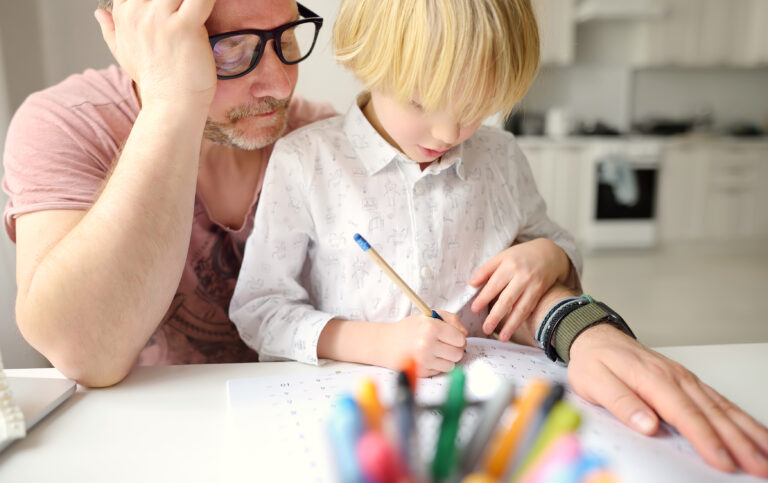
[97,1,113,9]
[333,0,539,124]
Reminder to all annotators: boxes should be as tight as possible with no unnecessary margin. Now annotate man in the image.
[4,0,334,386]
[2,0,766,476]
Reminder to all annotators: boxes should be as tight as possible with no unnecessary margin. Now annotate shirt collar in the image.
[343,91,469,181]
[343,92,402,176]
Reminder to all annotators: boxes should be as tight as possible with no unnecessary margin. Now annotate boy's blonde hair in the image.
[333,0,539,124]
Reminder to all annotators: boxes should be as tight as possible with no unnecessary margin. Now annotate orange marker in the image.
[357,379,386,431]
[401,357,417,393]
[481,379,550,478]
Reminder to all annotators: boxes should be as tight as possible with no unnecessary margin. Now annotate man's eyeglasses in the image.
[209,3,323,80]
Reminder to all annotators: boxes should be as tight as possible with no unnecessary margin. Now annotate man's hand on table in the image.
[568,323,768,477]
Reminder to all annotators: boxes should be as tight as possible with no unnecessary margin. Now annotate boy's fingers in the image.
[498,288,539,341]
[433,311,467,336]
[426,356,455,375]
[483,279,524,336]
[434,319,467,348]
[432,341,465,364]
[470,268,509,314]
[469,253,501,287]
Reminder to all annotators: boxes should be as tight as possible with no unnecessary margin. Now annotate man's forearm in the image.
[17,104,208,386]
[508,283,579,346]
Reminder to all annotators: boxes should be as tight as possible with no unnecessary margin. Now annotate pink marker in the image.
[517,434,582,483]
[356,431,408,483]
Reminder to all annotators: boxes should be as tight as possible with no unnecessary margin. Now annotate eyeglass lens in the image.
[212,22,318,78]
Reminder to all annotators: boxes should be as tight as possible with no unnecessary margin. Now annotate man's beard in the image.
[203,97,290,150]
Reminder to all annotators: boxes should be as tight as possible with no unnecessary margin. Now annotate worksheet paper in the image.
[225,338,762,483]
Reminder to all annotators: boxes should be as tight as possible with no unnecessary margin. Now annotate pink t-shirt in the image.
[3,65,336,366]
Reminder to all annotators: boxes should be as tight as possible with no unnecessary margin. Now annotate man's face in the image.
[204,0,299,150]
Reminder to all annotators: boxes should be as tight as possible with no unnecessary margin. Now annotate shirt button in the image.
[420,266,433,279]
[413,184,425,195]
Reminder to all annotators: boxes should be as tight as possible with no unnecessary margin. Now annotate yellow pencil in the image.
[353,233,442,320]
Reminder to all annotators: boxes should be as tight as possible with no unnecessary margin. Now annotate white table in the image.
[1,343,766,482]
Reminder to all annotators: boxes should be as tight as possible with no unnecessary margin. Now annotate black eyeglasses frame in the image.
[208,3,323,80]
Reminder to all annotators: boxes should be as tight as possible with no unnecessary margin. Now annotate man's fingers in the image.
[481,280,523,336]
[94,9,116,54]
[470,267,509,315]
[627,365,737,472]
[701,383,768,455]
[690,383,768,476]
[178,0,217,22]
[575,362,660,435]
[498,286,540,342]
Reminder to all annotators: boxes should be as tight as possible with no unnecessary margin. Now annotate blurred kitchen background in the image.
[0,0,766,368]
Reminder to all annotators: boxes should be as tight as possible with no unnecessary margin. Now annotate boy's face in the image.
[366,89,482,164]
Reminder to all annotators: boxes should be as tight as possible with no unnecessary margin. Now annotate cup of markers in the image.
[327,359,619,483]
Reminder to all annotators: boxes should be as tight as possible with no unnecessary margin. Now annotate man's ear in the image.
[94,8,117,60]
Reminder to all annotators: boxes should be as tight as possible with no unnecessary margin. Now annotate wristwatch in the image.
[536,295,636,365]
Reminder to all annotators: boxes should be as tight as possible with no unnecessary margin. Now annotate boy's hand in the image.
[568,324,768,478]
[383,310,467,378]
[469,238,570,342]
[94,0,218,109]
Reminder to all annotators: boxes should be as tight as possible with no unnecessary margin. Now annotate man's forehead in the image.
[206,0,299,34]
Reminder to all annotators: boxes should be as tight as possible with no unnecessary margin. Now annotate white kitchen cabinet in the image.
[581,0,768,67]
[534,0,576,65]
[659,141,768,241]
[519,142,588,239]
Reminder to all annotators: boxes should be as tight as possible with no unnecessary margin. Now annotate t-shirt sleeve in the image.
[2,92,117,242]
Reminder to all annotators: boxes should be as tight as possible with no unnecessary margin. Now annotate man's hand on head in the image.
[94,0,218,110]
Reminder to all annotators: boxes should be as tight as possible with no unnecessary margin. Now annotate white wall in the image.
[0,35,49,369]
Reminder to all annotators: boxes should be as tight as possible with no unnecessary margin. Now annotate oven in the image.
[581,140,662,250]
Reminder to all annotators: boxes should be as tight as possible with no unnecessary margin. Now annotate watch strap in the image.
[553,300,636,364]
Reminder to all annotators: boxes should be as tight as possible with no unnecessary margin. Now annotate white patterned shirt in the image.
[230,93,582,364]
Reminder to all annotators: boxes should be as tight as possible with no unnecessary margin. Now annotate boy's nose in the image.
[247,41,295,101]
[432,121,461,146]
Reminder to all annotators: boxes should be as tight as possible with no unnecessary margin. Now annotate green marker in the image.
[431,367,466,481]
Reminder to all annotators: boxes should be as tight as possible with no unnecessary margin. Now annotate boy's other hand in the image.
[469,238,570,342]
[568,324,768,478]
[384,310,467,378]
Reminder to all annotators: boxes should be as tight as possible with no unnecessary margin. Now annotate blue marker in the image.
[353,233,443,321]
[328,395,365,483]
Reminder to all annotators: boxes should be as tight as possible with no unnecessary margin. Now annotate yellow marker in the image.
[461,473,497,483]
[482,379,550,478]
[357,379,386,432]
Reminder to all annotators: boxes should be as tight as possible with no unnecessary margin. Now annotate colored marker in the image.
[353,233,444,321]
[328,395,365,483]
[517,434,582,483]
[507,383,566,477]
[459,381,516,476]
[482,379,550,478]
[357,379,386,432]
[402,356,418,393]
[432,366,467,482]
[513,400,582,480]
[392,371,418,474]
[356,431,408,483]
